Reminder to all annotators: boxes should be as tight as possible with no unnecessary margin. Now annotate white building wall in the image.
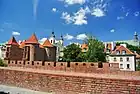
[109,56,136,71]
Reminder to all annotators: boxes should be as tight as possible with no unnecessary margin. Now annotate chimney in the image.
[120,44,127,48]
[111,42,116,50]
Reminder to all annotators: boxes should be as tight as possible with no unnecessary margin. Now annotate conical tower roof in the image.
[43,39,53,47]
[7,36,19,46]
[25,33,39,44]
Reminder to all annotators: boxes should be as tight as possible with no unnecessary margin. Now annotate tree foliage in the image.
[0,58,7,67]
[62,37,106,62]
[86,38,106,62]
[62,43,82,62]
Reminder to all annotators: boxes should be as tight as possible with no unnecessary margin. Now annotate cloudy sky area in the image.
[0,0,140,45]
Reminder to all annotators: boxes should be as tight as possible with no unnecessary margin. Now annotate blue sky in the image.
[0,0,140,45]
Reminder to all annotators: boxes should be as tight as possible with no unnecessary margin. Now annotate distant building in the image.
[108,44,136,71]
[5,34,56,61]
[38,32,64,61]
[0,43,6,59]
[81,43,88,52]
[48,32,64,61]
[104,32,140,47]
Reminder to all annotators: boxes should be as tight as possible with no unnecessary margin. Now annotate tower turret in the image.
[134,31,138,41]
[60,34,64,46]
[49,31,55,44]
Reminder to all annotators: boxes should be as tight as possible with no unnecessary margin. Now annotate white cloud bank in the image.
[61,0,110,25]
[60,0,86,5]
[76,33,87,40]
[39,38,47,42]
[64,33,74,40]
[91,8,105,17]
[61,7,90,25]
[12,31,20,36]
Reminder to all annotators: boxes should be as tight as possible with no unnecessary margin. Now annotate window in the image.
[7,47,10,51]
[32,61,34,65]
[120,58,123,62]
[67,61,70,67]
[126,57,129,62]
[75,63,78,65]
[42,61,45,66]
[120,64,123,69]
[83,63,86,66]
[91,63,94,66]
[116,50,120,55]
[122,50,126,55]
[54,62,56,67]
[98,62,103,68]
[114,57,116,62]
[127,64,130,69]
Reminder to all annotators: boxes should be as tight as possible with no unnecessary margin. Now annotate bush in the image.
[0,58,7,67]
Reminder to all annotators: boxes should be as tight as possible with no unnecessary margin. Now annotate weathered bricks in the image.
[0,68,140,94]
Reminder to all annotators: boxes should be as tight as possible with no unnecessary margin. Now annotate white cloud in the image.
[76,33,87,40]
[73,8,88,25]
[33,0,39,20]
[61,12,73,24]
[117,16,124,20]
[12,31,20,36]
[134,12,139,17]
[60,0,86,5]
[60,0,110,25]
[110,29,115,33]
[39,38,47,42]
[52,8,57,12]
[61,7,89,25]
[64,34,74,40]
[91,8,105,17]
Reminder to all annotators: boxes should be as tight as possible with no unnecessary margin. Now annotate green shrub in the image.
[0,58,7,67]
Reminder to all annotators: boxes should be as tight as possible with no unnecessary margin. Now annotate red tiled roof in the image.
[134,52,140,59]
[39,45,44,48]
[7,36,19,46]
[25,33,39,44]
[81,43,88,49]
[19,41,26,48]
[43,40,53,47]
[111,46,134,55]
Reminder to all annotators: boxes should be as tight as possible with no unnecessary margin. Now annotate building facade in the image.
[5,34,56,62]
[48,32,64,61]
[0,43,6,59]
[108,44,136,71]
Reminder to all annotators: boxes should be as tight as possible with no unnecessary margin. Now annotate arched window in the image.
[126,57,129,61]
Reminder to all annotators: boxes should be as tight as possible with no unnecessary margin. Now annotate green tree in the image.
[62,43,82,62]
[86,38,106,62]
[0,58,7,67]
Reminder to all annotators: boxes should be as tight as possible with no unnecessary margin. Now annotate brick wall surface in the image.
[0,68,140,94]
[5,60,140,77]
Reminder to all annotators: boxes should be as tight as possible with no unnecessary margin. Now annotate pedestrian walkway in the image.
[0,85,53,94]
